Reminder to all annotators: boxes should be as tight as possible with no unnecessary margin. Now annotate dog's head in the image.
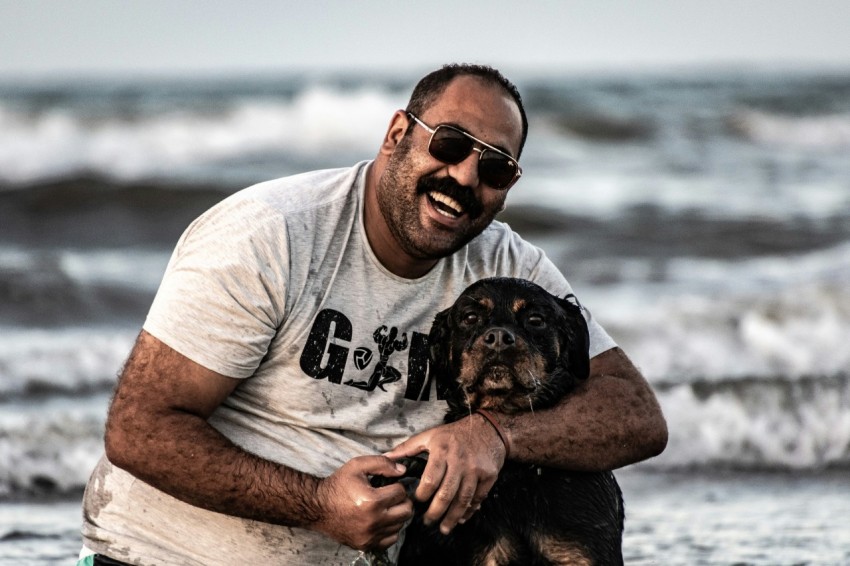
[428,277,590,416]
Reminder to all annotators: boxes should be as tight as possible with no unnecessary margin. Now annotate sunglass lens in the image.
[479,152,517,189]
[428,127,473,164]
[427,124,518,189]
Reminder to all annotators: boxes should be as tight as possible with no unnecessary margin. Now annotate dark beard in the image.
[376,139,499,263]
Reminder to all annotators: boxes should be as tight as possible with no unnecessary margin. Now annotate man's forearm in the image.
[499,347,668,471]
[105,411,324,528]
[101,330,413,551]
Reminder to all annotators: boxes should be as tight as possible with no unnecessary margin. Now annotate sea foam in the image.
[0,86,402,184]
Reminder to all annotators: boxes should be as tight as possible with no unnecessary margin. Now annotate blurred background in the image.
[1,1,849,564]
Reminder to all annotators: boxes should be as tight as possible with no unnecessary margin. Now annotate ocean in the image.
[1,69,849,565]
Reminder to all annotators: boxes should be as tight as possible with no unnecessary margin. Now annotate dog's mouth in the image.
[468,364,513,393]
[460,363,540,412]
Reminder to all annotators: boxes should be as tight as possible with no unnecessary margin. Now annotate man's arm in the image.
[501,346,668,470]
[105,330,413,551]
[385,346,667,533]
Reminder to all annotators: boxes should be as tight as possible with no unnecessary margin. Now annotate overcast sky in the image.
[2,0,849,79]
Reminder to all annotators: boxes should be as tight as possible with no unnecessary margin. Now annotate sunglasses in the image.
[407,112,522,190]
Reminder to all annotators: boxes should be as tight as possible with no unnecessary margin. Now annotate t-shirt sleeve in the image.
[506,231,618,359]
[143,196,290,378]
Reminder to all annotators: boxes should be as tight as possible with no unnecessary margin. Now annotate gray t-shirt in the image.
[82,161,616,565]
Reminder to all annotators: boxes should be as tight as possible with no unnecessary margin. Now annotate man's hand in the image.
[312,456,414,551]
[384,414,506,535]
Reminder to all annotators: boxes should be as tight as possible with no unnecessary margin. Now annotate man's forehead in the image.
[424,76,522,153]
[428,76,519,120]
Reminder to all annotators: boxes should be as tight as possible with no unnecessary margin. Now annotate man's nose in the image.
[447,149,480,188]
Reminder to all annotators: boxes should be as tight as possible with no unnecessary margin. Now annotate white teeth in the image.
[428,191,464,217]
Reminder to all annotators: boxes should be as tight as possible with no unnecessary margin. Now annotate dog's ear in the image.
[427,307,454,385]
[555,294,591,381]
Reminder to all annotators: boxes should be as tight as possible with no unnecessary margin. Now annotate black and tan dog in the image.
[398,277,624,566]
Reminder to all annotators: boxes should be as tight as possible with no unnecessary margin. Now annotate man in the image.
[80,64,667,565]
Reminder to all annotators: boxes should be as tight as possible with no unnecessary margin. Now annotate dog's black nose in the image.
[483,327,515,351]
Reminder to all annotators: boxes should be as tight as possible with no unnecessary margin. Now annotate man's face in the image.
[377,76,523,263]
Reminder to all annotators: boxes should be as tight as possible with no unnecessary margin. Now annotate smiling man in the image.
[369,74,524,278]
[79,64,666,566]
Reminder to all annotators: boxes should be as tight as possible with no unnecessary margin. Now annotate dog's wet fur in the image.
[398,277,624,566]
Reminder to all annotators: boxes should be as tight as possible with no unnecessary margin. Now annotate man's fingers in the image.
[421,458,466,527]
[436,474,478,534]
[364,494,413,550]
[363,501,411,549]
[458,479,493,524]
[356,455,408,479]
[384,432,429,461]
[414,456,447,504]
[458,503,481,525]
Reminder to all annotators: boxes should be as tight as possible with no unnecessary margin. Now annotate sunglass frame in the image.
[407,112,522,190]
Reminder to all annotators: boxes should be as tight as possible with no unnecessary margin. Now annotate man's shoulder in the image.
[249,163,364,193]
[236,162,367,214]
[177,162,366,248]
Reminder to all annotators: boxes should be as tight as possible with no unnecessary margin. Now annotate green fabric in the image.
[75,556,95,566]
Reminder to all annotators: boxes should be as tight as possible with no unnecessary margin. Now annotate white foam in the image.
[0,395,108,497]
[650,378,850,470]
[602,284,850,381]
[579,242,850,381]
[59,248,170,290]
[732,109,850,150]
[0,85,404,183]
[0,327,135,396]
[511,165,849,221]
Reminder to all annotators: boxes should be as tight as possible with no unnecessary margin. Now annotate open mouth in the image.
[427,191,465,218]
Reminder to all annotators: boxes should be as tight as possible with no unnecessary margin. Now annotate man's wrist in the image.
[299,473,333,530]
[475,409,512,459]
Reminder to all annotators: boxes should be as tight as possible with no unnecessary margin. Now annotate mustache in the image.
[416,175,484,219]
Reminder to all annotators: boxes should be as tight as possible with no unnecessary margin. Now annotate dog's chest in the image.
[477,465,622,530]
[479,463,566,521]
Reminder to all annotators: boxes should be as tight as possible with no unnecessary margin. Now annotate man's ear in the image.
[379,110,410,156]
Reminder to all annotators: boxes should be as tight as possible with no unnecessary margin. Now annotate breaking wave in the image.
[0,84,403,185]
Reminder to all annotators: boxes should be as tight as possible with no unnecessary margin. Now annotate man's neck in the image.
[363,163,438,279]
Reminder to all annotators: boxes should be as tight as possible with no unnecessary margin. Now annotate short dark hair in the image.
[405,64,528,158]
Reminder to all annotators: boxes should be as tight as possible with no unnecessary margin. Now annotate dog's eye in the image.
[461,312,479,326]
[527,314,546,328]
